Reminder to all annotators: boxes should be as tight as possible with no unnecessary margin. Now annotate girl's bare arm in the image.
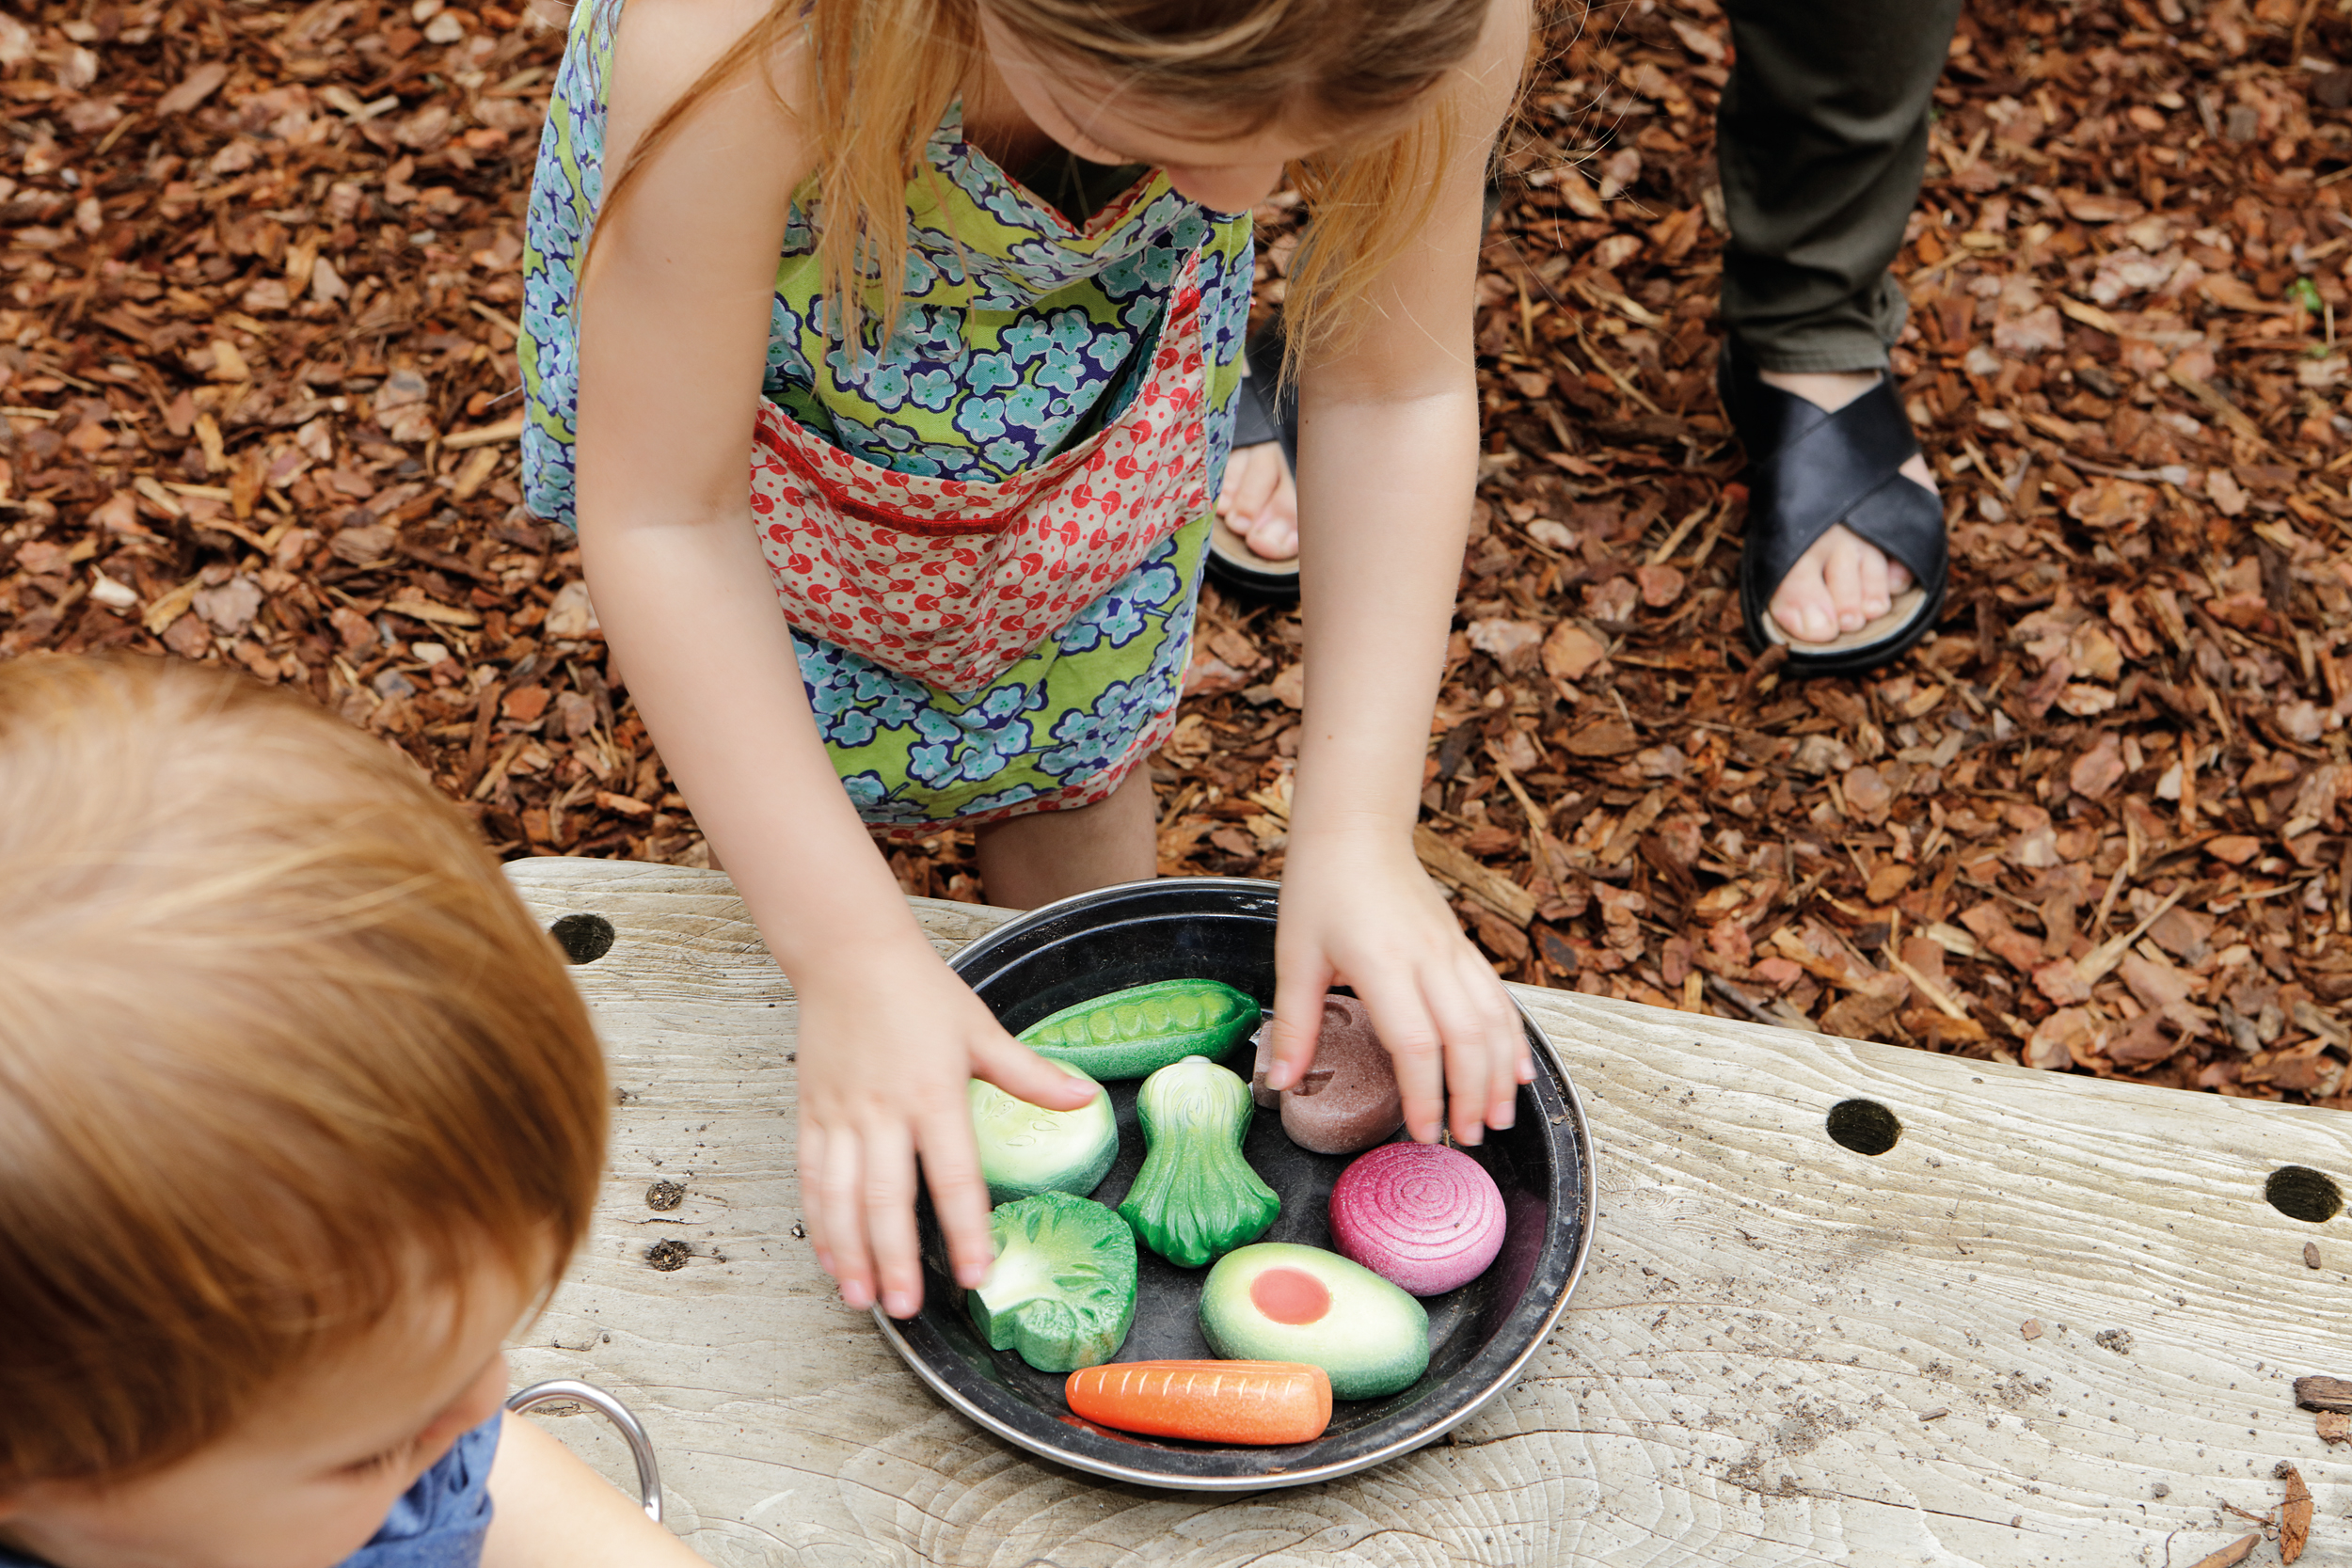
[1263,0,1538,1146]
[577,0,1086,1317]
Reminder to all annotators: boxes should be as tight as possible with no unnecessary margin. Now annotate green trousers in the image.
[1716,0,1966,372]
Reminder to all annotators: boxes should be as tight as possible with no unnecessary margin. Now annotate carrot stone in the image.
[1063,1359,1332,1446]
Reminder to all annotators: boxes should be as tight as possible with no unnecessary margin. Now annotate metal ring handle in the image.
[505,1378,664,1524]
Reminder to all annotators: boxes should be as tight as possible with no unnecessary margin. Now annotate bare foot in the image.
[1756,369,1933,644]
[1216,441,1297,562]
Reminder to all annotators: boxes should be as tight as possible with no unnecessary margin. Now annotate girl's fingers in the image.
[915,1104,996,1291]
[815,1125,875,1311]
[859,1119,923,1319]
[1264,941,1334,1093]
[1417,966,1496,1145]
[973,1036,1099,1112]
[1348,971,1447,1144]
[796,1117,834,1277]
[1469,959,1526,1132]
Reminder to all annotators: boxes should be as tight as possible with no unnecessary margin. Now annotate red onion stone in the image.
[1327,1143,1505,1296]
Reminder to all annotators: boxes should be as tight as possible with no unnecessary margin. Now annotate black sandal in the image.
[1717,339,1949,678]
[1205,321,1300,603]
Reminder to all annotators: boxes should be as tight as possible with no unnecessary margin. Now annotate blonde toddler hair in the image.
[0,655,608,1489]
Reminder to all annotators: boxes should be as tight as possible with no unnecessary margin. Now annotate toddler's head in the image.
[0,656,607,1568]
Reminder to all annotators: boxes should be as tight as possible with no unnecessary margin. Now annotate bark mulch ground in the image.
[5,0,2350,1107]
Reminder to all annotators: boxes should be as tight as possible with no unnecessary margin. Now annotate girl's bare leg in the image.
[972,764,1159,910]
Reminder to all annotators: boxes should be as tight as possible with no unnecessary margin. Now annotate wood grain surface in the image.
[504,858,2352,1566]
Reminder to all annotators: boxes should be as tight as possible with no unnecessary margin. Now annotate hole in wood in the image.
[549,912,615,965]
[1826,1099,1901,1157]
[2265,1165,2344,1223]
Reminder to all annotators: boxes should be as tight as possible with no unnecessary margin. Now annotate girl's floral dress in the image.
[519,0,1252,830]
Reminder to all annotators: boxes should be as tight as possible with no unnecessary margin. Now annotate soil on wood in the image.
[3,0,2349,1107]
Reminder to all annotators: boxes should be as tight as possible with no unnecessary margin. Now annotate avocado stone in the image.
[1197,1242,1430,1400]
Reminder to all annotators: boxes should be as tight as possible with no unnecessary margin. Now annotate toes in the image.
[1857,545,1892,622]
[1822,536,1867,632]
[1770,558,1838,644]
[1246,515,1298,561]
[1773,525,1911,643]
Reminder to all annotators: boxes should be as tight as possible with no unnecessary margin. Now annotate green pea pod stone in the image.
[1015,978,1260,1081]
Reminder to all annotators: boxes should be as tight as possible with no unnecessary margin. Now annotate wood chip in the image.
[385,593,483,628]
[2296,1375,2352,1413]
[1413,825,1537,927]
[2307,1242,2322,1270]
[2020,1319,2043,1340]
[2167,368,2270,448]
[2185,1533,2259,1568]
[139,574,202,636]
[442,415,527,450]
[2279,1462,2312,1564]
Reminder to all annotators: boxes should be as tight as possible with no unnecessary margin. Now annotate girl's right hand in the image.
[791,938,1098,1319]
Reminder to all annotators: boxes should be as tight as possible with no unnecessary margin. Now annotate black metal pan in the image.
[873,876,1596,1490]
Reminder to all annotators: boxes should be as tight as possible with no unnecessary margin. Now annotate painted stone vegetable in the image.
[1019,979,1259,1081]
[1198,1243,1429,1400]
[1329,1141,1506,1295]
[966,1191,1137,1373]
[1249,994,1404,1154]
[1065,1359,1332,1446]
[967,1068,1117,1204]
[1117,1055,1279,1267]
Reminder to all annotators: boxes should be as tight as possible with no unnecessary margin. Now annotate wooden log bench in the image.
[504,858,2352,1566]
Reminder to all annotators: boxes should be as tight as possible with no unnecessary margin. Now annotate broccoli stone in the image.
[965,1191,1138,1373]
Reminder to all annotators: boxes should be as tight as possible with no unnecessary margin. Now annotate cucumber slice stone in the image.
[968,1069,1118,1204]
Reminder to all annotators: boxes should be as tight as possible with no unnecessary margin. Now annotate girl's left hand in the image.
[1260,822,1534,1146]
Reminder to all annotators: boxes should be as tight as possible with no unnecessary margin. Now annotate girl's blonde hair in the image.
[599,0,1495,369]
[0,655,608,1489]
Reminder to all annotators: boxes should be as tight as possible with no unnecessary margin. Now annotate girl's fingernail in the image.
[957,1262,989,1288]
[1492,1109,1516,1130]
[841,1282,873,1310]
[884,1291,916,1319]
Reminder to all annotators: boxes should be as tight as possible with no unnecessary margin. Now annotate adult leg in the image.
[1718,0,1963,647]
[972,764,1159,910]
